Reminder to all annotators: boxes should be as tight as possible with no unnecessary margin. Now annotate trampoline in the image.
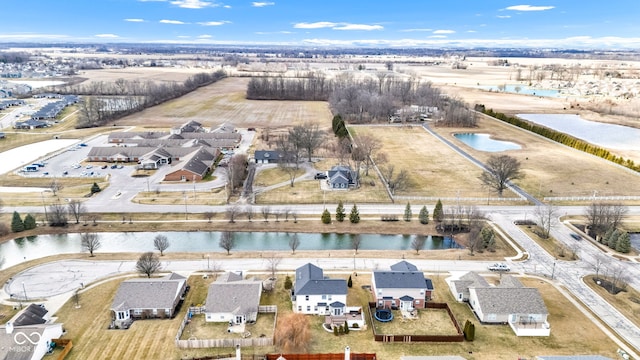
[374,309,394,322]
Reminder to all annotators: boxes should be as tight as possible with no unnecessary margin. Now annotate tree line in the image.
[56,70,226,128]
[246,72,476,126]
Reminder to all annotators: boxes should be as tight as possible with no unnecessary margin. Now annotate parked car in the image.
[314,172,328,179]
[488,263,511,272]
[72,164,81,169]
[110,164,118,169]
[101,165,108,169]
[85,165,93,169]
[570,233,582,240]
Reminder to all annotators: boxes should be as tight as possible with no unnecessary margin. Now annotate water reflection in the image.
[0,231,460,269]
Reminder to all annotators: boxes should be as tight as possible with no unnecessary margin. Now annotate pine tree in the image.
[23,214,37,230]
[607,229,619,249]
[344,323,350,334]
[481,227,495,251]
[403,202,412,222]
[349,204,360,224]
[433,199,444,223]
[321,209,332,224]
[284,275,293,290]
[11,211,24,233]
[336,201,346,222]
[347,275,353,288]
[418,206,429,224]
[616,231,631,253]
[91,182,101,194]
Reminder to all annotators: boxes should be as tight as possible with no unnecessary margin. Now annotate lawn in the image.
[518,225,579,260]
[372,308,460,336]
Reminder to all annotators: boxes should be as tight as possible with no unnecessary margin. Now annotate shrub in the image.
[11,211,24,233]
[321,209,331,224]
[284,275,293,290]
[23,214,37,230]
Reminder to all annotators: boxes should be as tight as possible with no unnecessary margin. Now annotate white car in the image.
[488,263,511,272]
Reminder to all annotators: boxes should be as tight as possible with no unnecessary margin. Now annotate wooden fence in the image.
[368,302,464,343]
[266,354,376,360]
[176,305,277,349]
[52,339,73,360]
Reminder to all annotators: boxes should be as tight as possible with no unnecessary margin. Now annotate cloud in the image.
[505,5,555,11]
[333,24,383,31]
[95,34,119,38]
[124,18,145,22]
[294,22,337,29]
[160,19,187,24]
[433,29,455,34]
[496,15,511,18]
[170,0,217,8]
[198,21,230,26]
[429,35,447,39]
[294,22,381,31]
[198,34,213,38]
[252,2,275,7]
[400,28,433,33]
[223,5,231,8]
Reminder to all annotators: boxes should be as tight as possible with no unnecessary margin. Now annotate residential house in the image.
[447,272,550,336]
[327,165,357,189]
[204,272,262,324]
[0,304,64,360]
[371,261,434,310]
[14,119,48,129]
[111,273,187,327]
[292,263,347,315]
[254,150,283,164]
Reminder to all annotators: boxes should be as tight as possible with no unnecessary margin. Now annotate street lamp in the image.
[183,191,188,220]
[22,282,28,302]
[551,261,557,280]
[41,191,48,223]
[353,252,356,270]
[207,254,210,269]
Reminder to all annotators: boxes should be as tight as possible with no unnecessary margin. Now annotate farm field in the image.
[113,77,333,129]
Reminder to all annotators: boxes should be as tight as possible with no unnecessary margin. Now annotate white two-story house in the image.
[292,263,347,315]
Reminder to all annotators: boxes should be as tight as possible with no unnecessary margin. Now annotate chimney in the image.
[236,344,241,360]
[5,322,13,334]
[344,346,350,360]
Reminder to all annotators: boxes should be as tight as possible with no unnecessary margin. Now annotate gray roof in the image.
[373,271,432,290]
[111,273,185,312]
[0,324,62,360]
[255,150,283,162]
[13,304,48,326]
[205,274,262,316]
[391,260,418,272]
[471,287,548,315]
[295,263,347,296]
[497,275,524,288]
[452,272,489,299]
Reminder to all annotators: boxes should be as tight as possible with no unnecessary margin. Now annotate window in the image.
[322,295,326,300]
[327,295,332,301]
[305,295,309,301]
[306,306,311,312]
[298,306,302,312]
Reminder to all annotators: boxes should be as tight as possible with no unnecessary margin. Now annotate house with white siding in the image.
[292,263,347,315]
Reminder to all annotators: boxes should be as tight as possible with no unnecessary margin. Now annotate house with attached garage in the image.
[254,150,283,164]
[110,272,187,328]
[292,263,347,315]
[371,261,434,310]
[204,272,263,325]
[447,272,550,336]
[0,304,65,360]
[327,165,357,189]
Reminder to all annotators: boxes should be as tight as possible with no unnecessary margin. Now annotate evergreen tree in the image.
[23,214,37,230]
[481,227,495,251]
[433,199,444,223]
[349,204,360,224]
[403,202,412,222]
[344,323,350,334]
[91,182,101,194]
[602,227,615,244]
[333,326,339,336]
[336,200,346,222]
[607,229,619,249]
[11,211,24,233]
[321,209,332,224]
[616,231,631,253]
[284,275,293,290]
[347,275,353,288]
[418,206,429,224]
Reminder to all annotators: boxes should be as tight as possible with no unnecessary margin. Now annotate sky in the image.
[2,0,640,49]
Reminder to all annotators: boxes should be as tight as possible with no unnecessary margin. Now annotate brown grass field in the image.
[112,77,332,130]
[50,271,620,360]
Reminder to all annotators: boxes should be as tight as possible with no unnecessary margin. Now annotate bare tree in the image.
[277,133,301,187]
[219,231,236,255]
[261,206,271,222]
[266,255,281,280]
[48,203,68,227]
[291,211,298,223]
[383,165,410,195]
[245,206,254,222]
[49,179,62,196]
[203,211,214,223]
[153,234,170,256]
[67,200,86,224]
[80,232,101,257]
[274,313,311,353]
[289,233,300,254]
[411,235,426,254]
[479,155,523,196]
[534,204,558,239]
[226,154,248,200]
[226,205,240,223]
[354,134,381,176]
[584,202,628,238]
[351,234,362,254]
[288,124,324,162]
[136,252,161,278]
[283,208,292,222]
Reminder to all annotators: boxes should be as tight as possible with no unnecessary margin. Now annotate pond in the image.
[517,114,640,152]
[0,231,459,270]
[478,85,560,98]
[454,133,521,152]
